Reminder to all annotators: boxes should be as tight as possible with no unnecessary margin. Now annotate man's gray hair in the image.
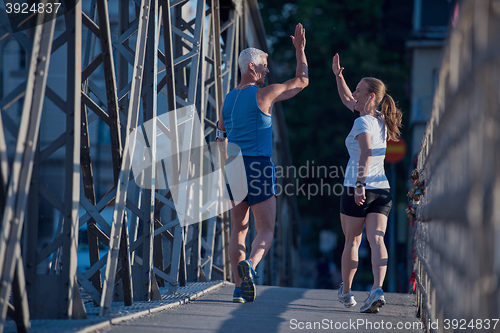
[238,48,268,74]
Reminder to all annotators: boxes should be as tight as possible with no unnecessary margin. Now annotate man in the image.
[216,23,308,303]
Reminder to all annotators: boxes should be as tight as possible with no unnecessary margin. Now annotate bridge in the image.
[0,0,499,332]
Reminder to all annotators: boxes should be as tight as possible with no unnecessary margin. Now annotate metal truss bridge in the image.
[0,0,300,331]
[1,0,500,332]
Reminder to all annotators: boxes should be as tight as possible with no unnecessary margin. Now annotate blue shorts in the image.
[226,156,277,206]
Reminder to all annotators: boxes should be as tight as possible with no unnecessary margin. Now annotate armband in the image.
[215,121,226,140]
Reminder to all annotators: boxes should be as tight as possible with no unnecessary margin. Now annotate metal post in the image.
[140,0,159,301]
[388,163,396,292]
[0,110,8,217]
[24,136,40,316]
[80,99,102,297]
[100,0,151,315]
[96,0,122,183]
[0,4,56,326]
[12,258,30,332]
[211,0,223,111]
[61,1,85,318]
[80,0,101,296]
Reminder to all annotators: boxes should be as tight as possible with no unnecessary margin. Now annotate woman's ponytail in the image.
[361,77,403,142]
[380,93,402,141]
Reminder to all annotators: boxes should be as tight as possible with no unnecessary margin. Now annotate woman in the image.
[332,53,402,313]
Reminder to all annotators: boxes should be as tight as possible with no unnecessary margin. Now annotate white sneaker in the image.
[338,283,357,308]
[360,288,385,313]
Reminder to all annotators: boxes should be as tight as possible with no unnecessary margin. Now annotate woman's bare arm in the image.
[332,53,355,112]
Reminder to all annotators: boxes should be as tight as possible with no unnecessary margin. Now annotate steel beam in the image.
[0,3,56,327]
[0,111,8,217]
[100,0,151,315]
[139,0,159,301]
[80,0,101,297]
[96,0,122,183]
[96,0,134,306]
[60,1,85,319]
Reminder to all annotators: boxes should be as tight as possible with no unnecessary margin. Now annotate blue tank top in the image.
[222,86,273,157]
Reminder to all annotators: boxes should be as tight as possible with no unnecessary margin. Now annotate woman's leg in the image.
[365,212,388,290]
[229,201,250,287]
[340,213,365,294]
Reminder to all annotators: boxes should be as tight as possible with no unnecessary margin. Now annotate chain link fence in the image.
[411,0,500,331]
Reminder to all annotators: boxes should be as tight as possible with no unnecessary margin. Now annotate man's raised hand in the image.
[290,23,306,50]
[332,53,344,77]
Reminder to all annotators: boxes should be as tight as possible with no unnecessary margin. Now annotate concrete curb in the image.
[76,281,229,333]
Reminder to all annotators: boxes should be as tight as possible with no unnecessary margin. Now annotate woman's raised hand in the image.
[332,53,344,77]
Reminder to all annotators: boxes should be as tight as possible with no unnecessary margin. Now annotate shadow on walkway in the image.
[98,284,423,333]
[216,285,307,333]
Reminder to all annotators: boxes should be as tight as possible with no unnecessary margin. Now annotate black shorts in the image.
[340,187,392,218]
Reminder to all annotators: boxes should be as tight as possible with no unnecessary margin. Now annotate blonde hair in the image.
[362,77,403,141]
[238,48,268,74]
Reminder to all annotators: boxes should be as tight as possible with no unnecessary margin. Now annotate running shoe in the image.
[237,260,256,302]
[360,288,385,313]
[232,287,245,303]
[338,282,357,308]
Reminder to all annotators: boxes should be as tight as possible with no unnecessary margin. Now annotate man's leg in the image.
[248,195,276,268]
[365,212,388,290]
[229,200,250,287]
[340,213,365,294]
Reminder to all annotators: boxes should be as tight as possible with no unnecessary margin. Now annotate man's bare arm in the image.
[217,101,226,143]
[258,23,308,110]
[217,101,225,132]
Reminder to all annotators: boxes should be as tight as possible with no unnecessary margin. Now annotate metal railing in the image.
[412,0,500,331]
